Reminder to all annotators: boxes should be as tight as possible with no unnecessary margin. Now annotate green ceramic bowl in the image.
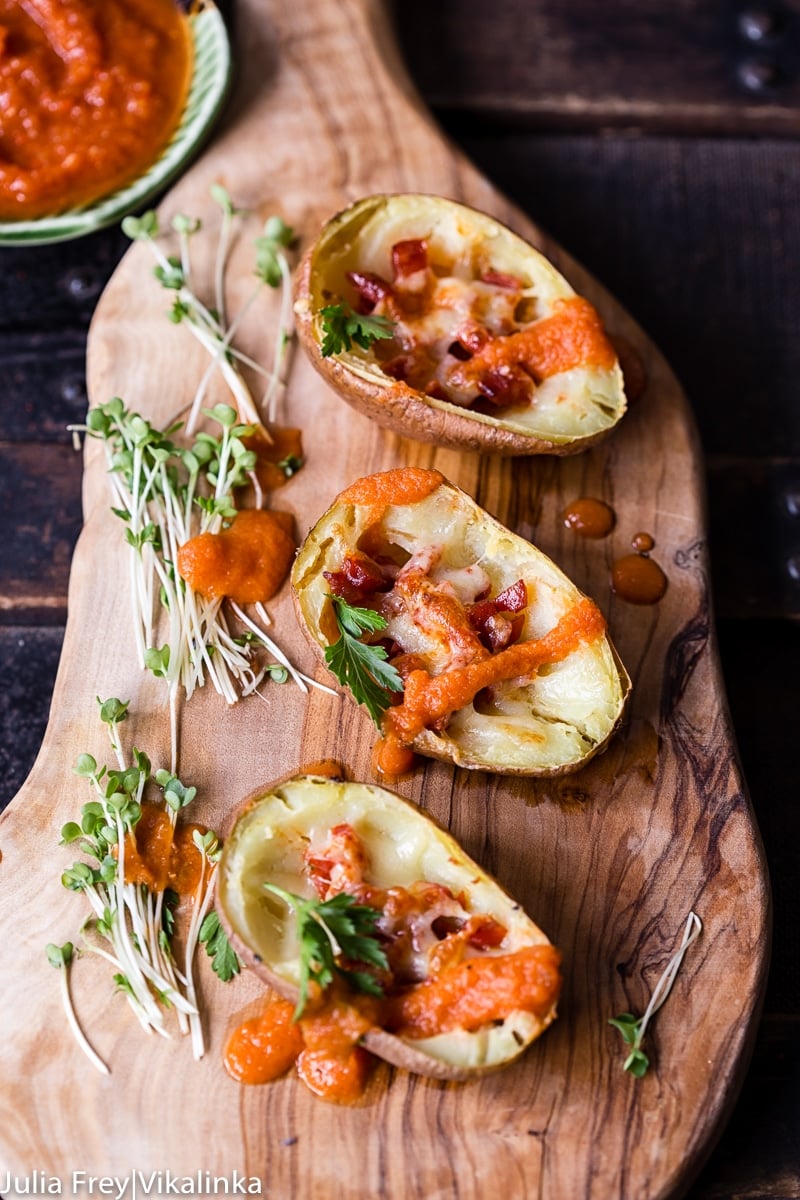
[0,3,232,247]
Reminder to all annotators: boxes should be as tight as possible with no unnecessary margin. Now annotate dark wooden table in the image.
[1,2,798,1195]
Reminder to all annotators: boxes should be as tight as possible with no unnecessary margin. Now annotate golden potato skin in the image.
[291,473,631,777]
[217,774,561,1081]
[294,193,627,456]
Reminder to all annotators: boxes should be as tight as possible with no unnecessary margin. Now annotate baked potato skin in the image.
[217,774,561,1081]
[294,193,627,456]
[291,472,631,777]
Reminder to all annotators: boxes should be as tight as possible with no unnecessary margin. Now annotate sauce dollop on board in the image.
[611,533,668,605]
[177,510,295,606]
[562,497,615,538]
[0,0,192,220]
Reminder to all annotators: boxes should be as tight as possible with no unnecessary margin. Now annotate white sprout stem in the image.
[228,601,308,693]
[119,881,196,1019]
[214,209,232,328]
[222,608,336,695]
[84,947,165,1037]
[136,228,272,427]
[105,803,170,1028]
[58,963,110,1076]
[108,729,127,772]
[184,281,274,437]
[178,228,193,293]
[213,425,234,504]
[179,311,263,429]
[182,857,219,1060]
[186,356,221,438]
[141,236,174,277]
[150,854,190,1037]
[248,470,264,510]
[637,911,703,1045]
[225,281,264,346]
[169,685,179,777]
[253,601,271,628]
[264,254,295,423]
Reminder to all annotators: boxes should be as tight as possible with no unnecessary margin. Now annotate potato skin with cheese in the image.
[217,774,561,1080]
[294,193,627,456]
[291,470,630,777]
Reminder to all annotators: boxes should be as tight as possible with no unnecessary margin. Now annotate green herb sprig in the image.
[319,303,394,358]
[264,884,389,1019]
[324,597,403,726]
[198,911,241,983]
[609,911,702,1077]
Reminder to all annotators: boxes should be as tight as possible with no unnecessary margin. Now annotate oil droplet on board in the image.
[562,497,615,538]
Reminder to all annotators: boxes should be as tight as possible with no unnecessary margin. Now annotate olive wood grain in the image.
[0,1,769,1196]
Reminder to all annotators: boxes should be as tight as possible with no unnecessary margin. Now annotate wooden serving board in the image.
[0,1,770,1196]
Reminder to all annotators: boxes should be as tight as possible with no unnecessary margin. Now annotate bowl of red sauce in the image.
[0,0,231,245]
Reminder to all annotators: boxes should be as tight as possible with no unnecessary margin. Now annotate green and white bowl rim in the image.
[0,2,232,247]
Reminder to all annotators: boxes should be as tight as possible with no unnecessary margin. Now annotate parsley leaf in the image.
[324,597,403,727]
[264,884,388,1019]
[319,303,394,357]
[198,911,241,982]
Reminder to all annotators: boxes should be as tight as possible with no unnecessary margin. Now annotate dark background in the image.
[1,1,798,1194]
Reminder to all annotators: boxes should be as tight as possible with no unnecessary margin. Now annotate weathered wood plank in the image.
[0,330,88,439]
[709,458,800,621]
[0,227,128,331]
[452,133,800,461]
[0,627,64,814]
[0,443,82,622]
[393,0,800,135]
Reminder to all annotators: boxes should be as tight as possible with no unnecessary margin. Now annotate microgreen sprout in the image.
[74,397,330,771]
[122,191,297,435]
[52,701,236,1069]
[609,911,703,1077]
[46,942,109,1076]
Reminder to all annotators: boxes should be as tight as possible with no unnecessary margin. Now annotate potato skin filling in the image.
[223,818,561,1101]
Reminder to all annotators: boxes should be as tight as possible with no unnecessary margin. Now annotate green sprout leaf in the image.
[144,645,170,678]
[607,1013,639,1046]
[97,697,130,727]
[154,256,185,291]
[46,942,74,969]
[122,211,159,241]
[210,183,237,216]
[74,753,98,779]
[171,213,201,237]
